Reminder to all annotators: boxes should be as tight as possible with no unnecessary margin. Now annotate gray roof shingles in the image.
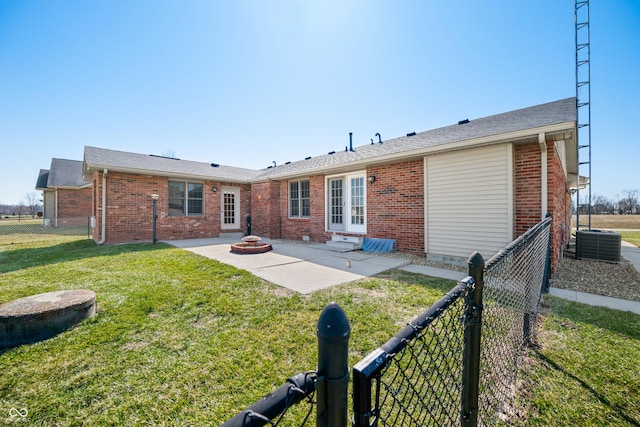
[36,159,91,189]
[83,97,576,182]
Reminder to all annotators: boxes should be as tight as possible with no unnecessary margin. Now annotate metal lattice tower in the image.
[575,0,592,230]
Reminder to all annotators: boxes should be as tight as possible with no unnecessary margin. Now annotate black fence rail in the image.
[0,217,91,238]
[353,216,551,427]
[353,277,474,426]
[223,217,552,426]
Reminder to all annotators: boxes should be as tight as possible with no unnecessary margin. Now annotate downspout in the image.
[539,133,548,219]
[98,169,107,245]
[54,188,58,227]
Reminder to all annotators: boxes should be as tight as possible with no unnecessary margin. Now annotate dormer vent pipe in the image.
[375,133,382,144]
[349,132,354,152]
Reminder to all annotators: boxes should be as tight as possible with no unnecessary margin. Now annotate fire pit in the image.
[230,235,273,254]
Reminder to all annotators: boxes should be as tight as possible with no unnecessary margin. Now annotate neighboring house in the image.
[35,158,92,227]
[82,97,578,271]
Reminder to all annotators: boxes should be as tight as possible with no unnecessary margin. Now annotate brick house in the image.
[82,97,578,270]
[35,158,92,227]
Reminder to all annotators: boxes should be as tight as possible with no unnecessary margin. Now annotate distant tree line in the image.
[576,189,639,215]
[0,192,43,219]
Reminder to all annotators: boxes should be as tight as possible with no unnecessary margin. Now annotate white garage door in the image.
[425,143,513,261]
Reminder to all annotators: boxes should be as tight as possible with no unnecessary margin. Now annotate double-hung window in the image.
[289,180,310,218]
[168,181,203,216]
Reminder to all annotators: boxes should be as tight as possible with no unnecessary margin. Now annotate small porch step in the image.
[325,241,359,252]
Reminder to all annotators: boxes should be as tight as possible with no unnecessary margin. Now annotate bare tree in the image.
[13,202,28,220]
[25,192,41,218]
[162,149,177,159]
[591,193,614,215]
[620,189,639,214]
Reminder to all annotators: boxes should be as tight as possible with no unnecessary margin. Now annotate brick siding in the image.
[91,171,249,244]
[56,187,92,219]
[91,142,570,271]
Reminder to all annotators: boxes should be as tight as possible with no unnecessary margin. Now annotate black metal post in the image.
[152,196,157,245]
[316,302,351,427]
[461,252,485,427]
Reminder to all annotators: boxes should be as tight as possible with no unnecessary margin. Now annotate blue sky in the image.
[0,0,638,205]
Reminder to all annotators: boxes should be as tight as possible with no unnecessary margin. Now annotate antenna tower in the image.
[575,0,592,231]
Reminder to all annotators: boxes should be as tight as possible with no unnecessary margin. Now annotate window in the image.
[289,180,310,218]
[168,181,203,216]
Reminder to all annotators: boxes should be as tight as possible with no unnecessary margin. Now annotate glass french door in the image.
[328,173,366,233]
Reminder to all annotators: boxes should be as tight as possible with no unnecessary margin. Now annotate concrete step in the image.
[325,241,358,252]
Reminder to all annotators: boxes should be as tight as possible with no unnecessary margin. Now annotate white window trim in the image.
[168,181,204,216]
[325,171,367,234]
[288,179,310,219]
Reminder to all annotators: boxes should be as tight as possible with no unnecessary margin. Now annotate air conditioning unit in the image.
[576,229,621,263]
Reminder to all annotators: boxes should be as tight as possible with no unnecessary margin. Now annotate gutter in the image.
[539,133,548,219]
[98,169,107,245]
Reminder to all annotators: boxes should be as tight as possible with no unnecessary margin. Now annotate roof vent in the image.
[406,132,416,137]
[285,161,291,165]
[150,154,180,160]
[210,163,219,168]
[458,119,470,125]
[328,151,335,155]
[305,156,312,160]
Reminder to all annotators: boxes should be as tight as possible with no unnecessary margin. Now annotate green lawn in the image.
[620,230,640,247]
[509,297,640,426]
[1,237,639,426]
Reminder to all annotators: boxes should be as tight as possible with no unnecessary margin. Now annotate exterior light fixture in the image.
[212,186,217,193]
[367,176,376,184]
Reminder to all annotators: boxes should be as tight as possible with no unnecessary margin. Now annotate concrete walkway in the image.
[169,237,640,314]
[169,237,413,294]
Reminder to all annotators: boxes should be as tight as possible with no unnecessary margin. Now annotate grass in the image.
[573,214,640,230]
[1,236,638,426]
[0,236,452,425]
[511,297,640,426]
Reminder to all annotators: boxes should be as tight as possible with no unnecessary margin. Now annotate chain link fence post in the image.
[461,251,485,427]
[316,302,351,427]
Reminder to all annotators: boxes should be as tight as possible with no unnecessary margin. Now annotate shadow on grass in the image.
[535,349,640,426]
[0,239,171,274]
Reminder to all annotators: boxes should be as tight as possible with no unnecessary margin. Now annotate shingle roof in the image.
[83,146,262,182]
[36,159,91,190]
[256,97,576,180]
[83,97,576,182]
[35,169,50,190]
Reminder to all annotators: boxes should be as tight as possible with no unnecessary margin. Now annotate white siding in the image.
[425,144,512,261]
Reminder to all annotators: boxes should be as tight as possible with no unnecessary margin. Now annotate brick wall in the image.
[514,144,543,236]
[366,160,425,254]
[514,142,571,272]
[56,187,92,218]
[251,181,281,238]
[276,175,326,241]
[91,171,249,244]
[548,143,571,270]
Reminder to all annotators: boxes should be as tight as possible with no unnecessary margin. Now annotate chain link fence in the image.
[223,217,552,426]
[0,217,91,238]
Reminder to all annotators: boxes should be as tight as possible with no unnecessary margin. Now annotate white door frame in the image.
[221,187,240,230]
